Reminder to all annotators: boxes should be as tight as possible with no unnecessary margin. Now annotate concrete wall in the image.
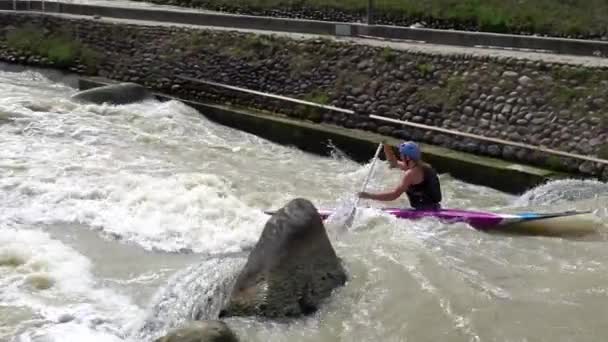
[2,0,608,57]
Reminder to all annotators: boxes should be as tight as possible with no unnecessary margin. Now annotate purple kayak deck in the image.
[318,208,507,230]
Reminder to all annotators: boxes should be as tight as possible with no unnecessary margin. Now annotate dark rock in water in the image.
[219,198,346,319]
[57,313,75,323]
[71,82,154,105]
[154,321,238,342]
[578,161,596,175]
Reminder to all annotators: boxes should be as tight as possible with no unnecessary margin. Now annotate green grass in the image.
[544,155,565,171]
[147,0,608,37]
[380,46,397,63]
[416,63,434,77]
[4,24,101,71]
[553,66,595,83]
[553,85,582,107]
[304,89,330,105]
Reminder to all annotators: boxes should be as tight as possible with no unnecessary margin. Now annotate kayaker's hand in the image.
[358,192,369,199]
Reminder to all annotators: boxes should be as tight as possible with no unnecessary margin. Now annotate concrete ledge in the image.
[77,77,571,195]
[2,0,608,57]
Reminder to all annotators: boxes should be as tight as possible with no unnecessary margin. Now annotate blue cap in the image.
[399,141,421,161]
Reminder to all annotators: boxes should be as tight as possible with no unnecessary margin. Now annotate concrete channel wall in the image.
[2,0,608,57]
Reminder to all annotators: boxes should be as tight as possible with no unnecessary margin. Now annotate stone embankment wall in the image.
[1,13,606,180]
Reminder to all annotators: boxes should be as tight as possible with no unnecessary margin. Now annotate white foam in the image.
[0,76,270,253]
[0,227,94,304]
[0,70,369,254]
[513,179,608,207]
[16,321,128,342]
[0,226,141,341]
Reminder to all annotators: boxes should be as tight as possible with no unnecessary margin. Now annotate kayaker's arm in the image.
[359,172,412,202]
[384,143,404,169]
[359,189,403,201]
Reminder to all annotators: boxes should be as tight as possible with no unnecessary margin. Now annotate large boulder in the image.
[71,82,154,105]
[219,198,347,319]
[154,321,238,342]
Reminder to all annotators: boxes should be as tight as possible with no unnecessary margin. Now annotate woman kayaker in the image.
[358,141,442,210]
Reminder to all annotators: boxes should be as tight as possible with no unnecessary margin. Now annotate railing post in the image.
[366,0,374,25]
[12,0,16,10]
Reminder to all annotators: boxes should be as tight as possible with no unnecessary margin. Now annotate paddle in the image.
[344,142,383,228]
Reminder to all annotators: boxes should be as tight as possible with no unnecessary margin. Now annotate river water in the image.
[1,65,608,342]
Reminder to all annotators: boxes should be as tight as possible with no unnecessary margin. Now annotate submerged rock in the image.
[220,198,347,319]
[71,82,154,105]
[154,321,238,342]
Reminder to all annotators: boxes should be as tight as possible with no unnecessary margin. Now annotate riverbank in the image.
[133,0,608,40]
[0,11,606,183]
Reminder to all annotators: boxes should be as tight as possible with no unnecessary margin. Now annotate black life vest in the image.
[406,164,442,210]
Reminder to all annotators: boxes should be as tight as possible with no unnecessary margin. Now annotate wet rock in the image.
[502,146,516,159]
[220,198,346,319]
[515,148,528,160]
[154,321,238,342]
[57,314,75,324]
[487,145,501,156]
[71,82,154,105]
[578,161,596,175]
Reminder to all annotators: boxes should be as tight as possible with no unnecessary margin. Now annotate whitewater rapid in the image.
[1,64,608,342]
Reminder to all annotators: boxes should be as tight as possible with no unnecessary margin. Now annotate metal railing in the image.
[177,76,354,115]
